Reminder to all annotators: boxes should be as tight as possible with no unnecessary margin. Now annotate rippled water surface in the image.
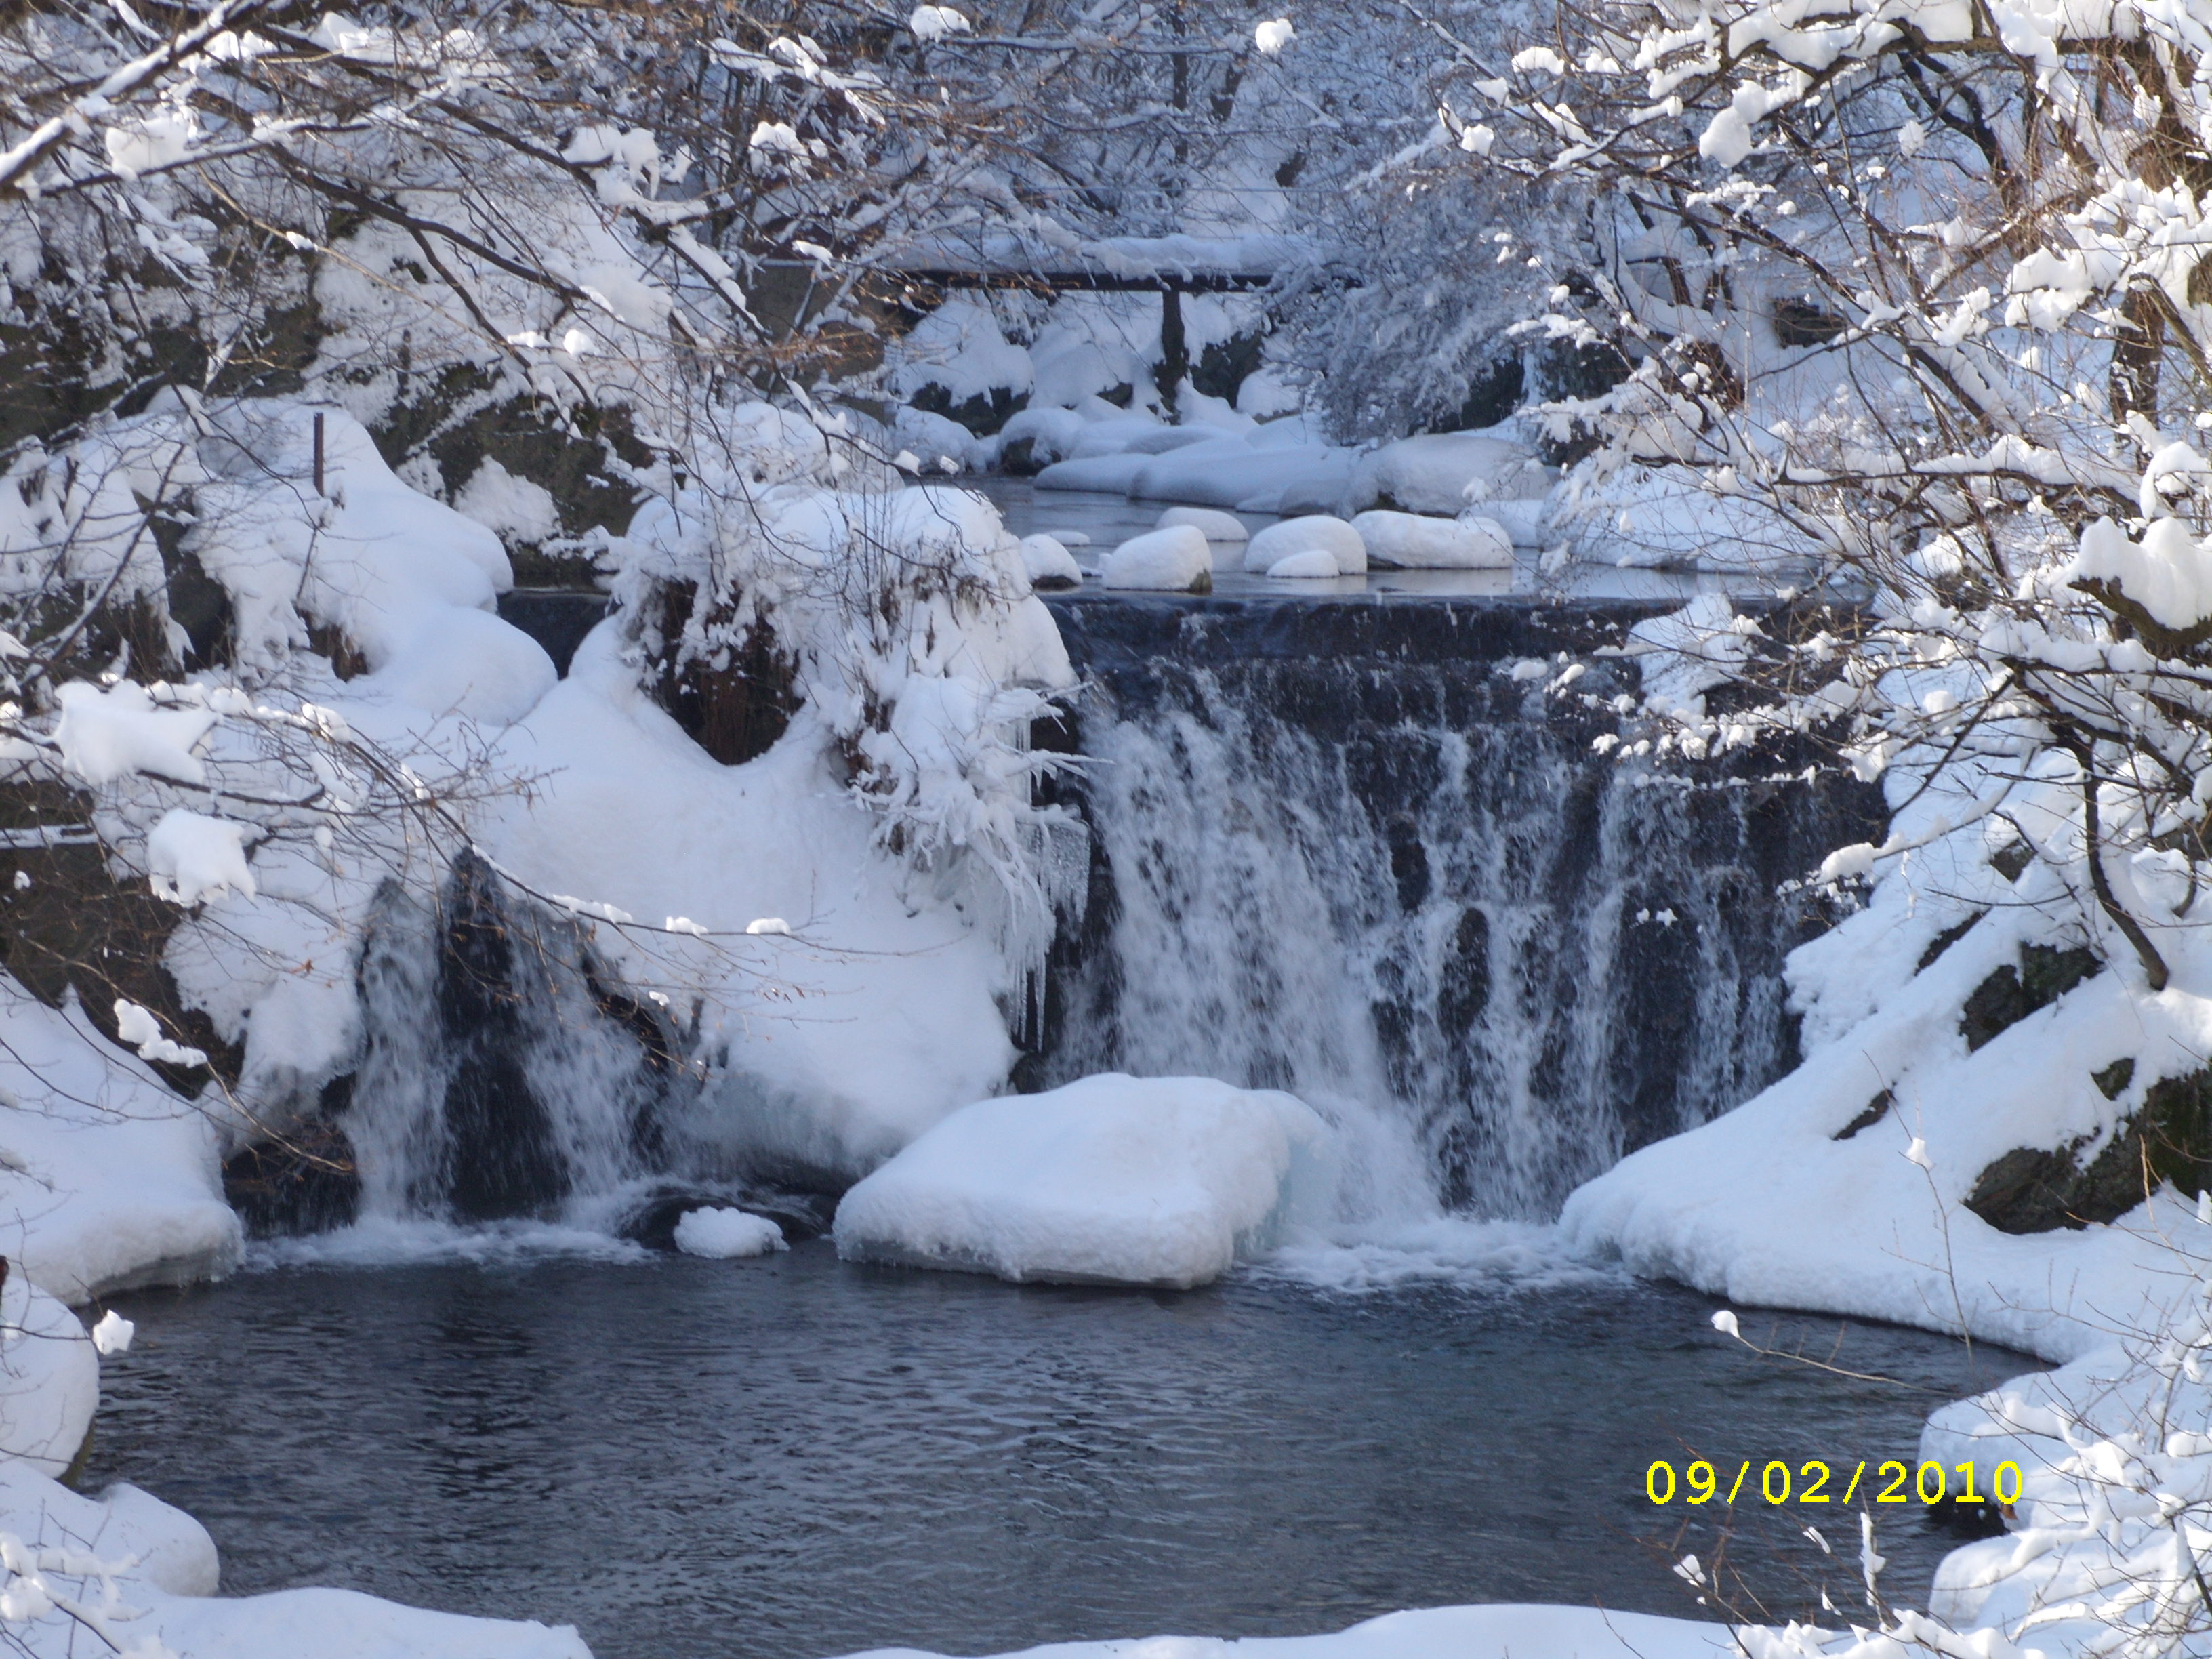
[93,1244,2032,1659]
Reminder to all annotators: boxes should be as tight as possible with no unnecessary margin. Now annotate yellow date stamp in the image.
[1645,1459,2023,1507]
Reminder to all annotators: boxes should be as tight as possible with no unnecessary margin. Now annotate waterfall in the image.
[1033,598,1881,1221]
[346,855,676,1223]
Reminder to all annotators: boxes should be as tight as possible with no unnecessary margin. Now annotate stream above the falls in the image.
[93,1242,2030,1659]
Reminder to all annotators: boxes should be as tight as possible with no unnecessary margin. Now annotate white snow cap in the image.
[2068,516,2212,632]
[834,1073,1334,1289]
[1019,534,1084,590]
[1244,515,1366,574]
[909,5,970,39]
[1711,1309,1740,1338]
[146,808,256,907]
[112,999,207,1068]
[52,682,218,787]
[1103,525,1212,592]
[1267,548,1341,579]
[673,1208,788,1259]
[1254,18,1296,53]
[91,1310,134,1355]
[1353,510,1511,569]
[1157,506,1249,543]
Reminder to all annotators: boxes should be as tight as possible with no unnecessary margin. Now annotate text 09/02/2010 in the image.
[1644,1460,2023,1507]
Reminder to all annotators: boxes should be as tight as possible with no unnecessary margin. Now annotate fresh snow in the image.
[1156,506,1250,542]
[1350,511,1511,569]
[833,1074,1334,1288]
[840,1605,1734,1659]
[672,1206,788,1258]
[1244,515,1366,574]
[1266,548,1343,579]
[1102,525,1213,592]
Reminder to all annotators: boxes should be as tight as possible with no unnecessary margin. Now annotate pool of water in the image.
[91,1242,2032,1659]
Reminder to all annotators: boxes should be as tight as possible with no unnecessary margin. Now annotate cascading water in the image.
[346,853,676,1223]
[1032,596,1882,1221]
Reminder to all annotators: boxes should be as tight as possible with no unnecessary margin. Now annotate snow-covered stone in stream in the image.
[832,1073,1334,1288]
[0,1275,95,1477]
[1244,515,1366,574]
[1345,430,1550,516]
[1351,510,1511,569]
[1266,548,1342,579]
[1102,525,1212,592]
[1019,534,1084,590]
[1157,506,1248,542]
[673,1207,788,1258]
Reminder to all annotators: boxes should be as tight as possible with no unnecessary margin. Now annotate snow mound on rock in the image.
[1351,510,1511,570]
[674,1207,788,1258]
[1267,548,1340,579]
[1345,430,1549,516]
[1244,515,1365,574]
[1158,506,1248,542]
[1102,525,1212,592]
[832,1073,1334,1288]
[1019,534,1084,590]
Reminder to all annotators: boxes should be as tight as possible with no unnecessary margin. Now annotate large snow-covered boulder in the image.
[1266,549,1343,579]
[0,979,240,1305]
[1351,511,1512,570]
[0,1275,96,1477]
[1244,516,1366,574]
[1103,525,1213,592]
[1345,430,1549,516]
[1158,506,1248,543]
[833,1074,1334,1288]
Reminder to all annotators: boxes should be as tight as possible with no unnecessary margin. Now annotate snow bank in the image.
[0,1277,95,1478]
[673,1206,787,1258]
[0,1442,591,1658]
[0,977,237,1305]
[1350,511,1511,569]
[1103,526,1213,592]
[834,1073,1334,1288]
[1345,430,1549,516]
[1244,515,1366,574]
[841,1605,1733,1659]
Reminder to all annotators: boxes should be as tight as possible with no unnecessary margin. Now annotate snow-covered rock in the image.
[1157,506,1249,542]
[1019,534,1084,590]
[1102,526,1213,592]
[673,1207,788,1258]
[1266,548,1342,579]
[1351,511,1512,569]
[0,978,239,1305]
[1244,515,1366,574]
[1344,430,1549,516]
[832,1073,1334,1288]
[0,1275,95,1477]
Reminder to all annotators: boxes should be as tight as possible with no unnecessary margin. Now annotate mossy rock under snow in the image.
[1965,1066,2212,1234]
